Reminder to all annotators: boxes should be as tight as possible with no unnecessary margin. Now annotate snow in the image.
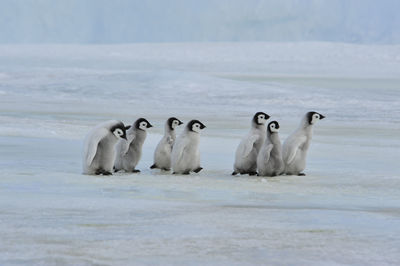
[0,42,399,265]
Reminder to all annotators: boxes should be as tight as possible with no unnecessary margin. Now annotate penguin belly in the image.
[235,148,258,174]
[90,139,116,174]
[285,149,307,175]
[154,141,172,169]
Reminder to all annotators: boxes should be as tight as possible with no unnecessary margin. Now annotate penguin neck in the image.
[164,123,176,138]
[298,116,314,136]
[252,122,266,133]
[132,128,147,144]
[185,127,200,138]
[268,131,280,144]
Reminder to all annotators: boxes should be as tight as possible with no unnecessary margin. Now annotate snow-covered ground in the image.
[0,42,399,265]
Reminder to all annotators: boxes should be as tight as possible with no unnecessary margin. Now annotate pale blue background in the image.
[0,0,399,43]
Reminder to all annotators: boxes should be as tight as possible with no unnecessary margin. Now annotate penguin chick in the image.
[114,118,152,173]
[171,119,206,175]
[233,112,270,176]
[282,111,325,176]
[82,120,127,175]
[150,117,183,171]
[257,121,284,177]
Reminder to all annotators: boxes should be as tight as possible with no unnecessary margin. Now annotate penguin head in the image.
[168,117,183,130]
[307,111,325,125]
[268,121,280,134]
[135,118,153,131]
[188,119,206,133]
[111,122,127,140]
[253,112,270,125]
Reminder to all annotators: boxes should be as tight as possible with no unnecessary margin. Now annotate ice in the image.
[0,43,400,265]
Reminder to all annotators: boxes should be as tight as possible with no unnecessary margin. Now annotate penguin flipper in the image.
[172,137,189,166]
[285,136,307,165]
[241,135,259,158]
[85,127,109,166]
[262,144,273,163]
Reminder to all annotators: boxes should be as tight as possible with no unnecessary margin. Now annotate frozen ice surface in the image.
[0,43,399,265]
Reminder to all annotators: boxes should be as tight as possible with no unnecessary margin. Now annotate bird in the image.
[257,121,284,177]
[114,118,152,173]
[150,117,183,171]
[171,119,206,175]
[282,111,325,176]
[232,112,270,175]
[82,120,127,175]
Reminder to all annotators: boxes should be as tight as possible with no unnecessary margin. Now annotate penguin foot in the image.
[150,164,157,169]
[172,171,190,175]
[193,167,203,173]
[131,169,141,173]
[232,171,238,176]
[298,173,306,176]
[162,168,170,171]
[248,171,258,176]
[95,169,112,175]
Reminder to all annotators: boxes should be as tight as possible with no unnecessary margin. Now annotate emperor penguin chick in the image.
[82,120,127,175]
[114,118,152,173]
[233,112,270,176]
[171,119,206,175]
[257,121,284,177]
[150,117,183,171]
[282,111,325,176]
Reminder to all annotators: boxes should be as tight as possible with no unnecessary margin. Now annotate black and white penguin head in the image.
[268,121,280,134]
[111,122,127,140]
[253,112,270,125]
[187,119,206,133]
[168,117,183,130]
[307,111,325,125]
[135,118,153,131]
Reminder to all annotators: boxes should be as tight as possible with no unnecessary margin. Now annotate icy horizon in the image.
[0,0,399,44]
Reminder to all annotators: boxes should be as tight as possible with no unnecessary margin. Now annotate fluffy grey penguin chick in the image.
[171,119,206,175]
[150,117,183,171]
[257,121,284,177]
[282,111,325,176]
[114,118,152,173]
[82,120,127,175]
[233,112,270,176]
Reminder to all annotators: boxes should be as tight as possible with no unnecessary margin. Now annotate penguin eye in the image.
[116,129,123,136]
[271,124,275,128]
[141,122,146,127]
[259,115,264,119]
[315,114,320,119]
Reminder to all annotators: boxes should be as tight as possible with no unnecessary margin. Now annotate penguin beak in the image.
[320,114,326,120]
[147,123,153,128]
[200,124,206,129]
[121,133,127,140]
[178,120,183,125]
[265,114,270,119]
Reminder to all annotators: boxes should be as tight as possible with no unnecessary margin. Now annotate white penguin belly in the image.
[235,148,258,173]
[154,141,172,169]
[286,149,307,174]
[91,140,116,173]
